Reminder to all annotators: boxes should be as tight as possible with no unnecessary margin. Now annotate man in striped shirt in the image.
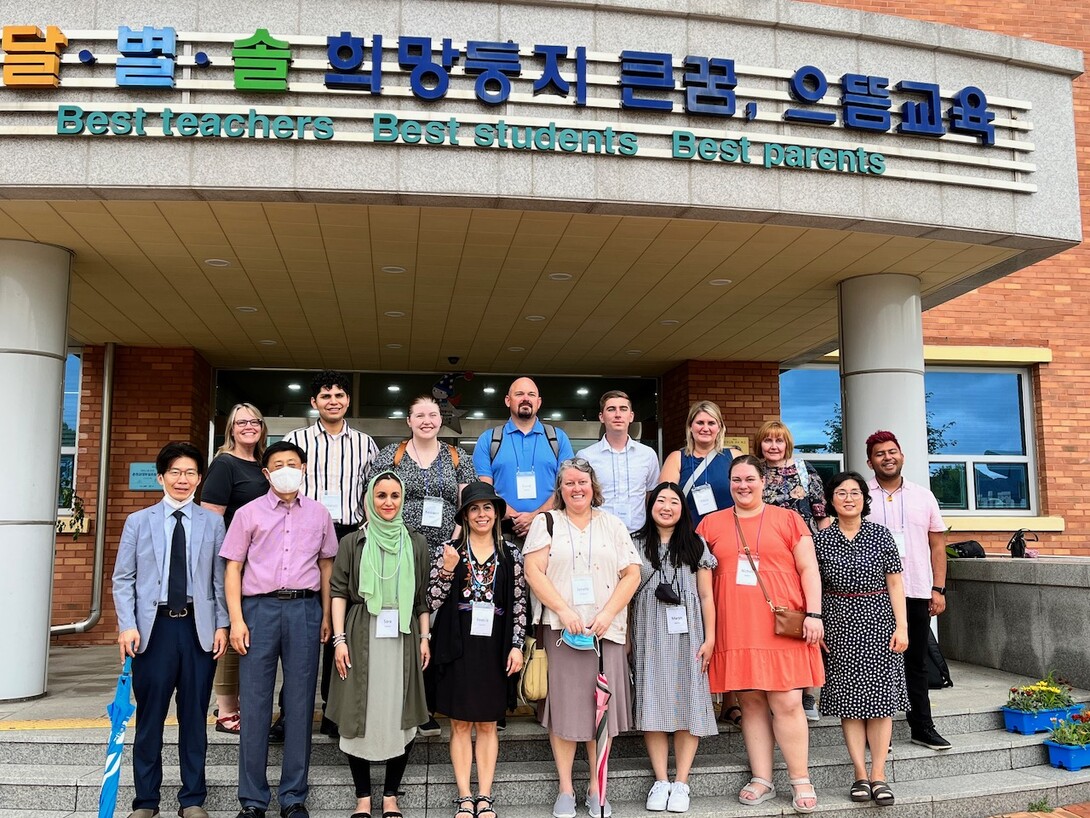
[281,369,378,737]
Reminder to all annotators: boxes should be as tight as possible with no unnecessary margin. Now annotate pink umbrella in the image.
[593,647,612,809]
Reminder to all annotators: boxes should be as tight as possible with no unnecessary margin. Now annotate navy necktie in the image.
[168,509,187,613]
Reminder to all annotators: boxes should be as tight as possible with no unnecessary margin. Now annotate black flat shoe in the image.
[281,805,309,818]
[849,780,871,802]
[871,781,895,806]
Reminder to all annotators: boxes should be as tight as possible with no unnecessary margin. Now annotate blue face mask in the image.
[558,631,598,652]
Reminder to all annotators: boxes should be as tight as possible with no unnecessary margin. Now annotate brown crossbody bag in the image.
[734,512,806,640]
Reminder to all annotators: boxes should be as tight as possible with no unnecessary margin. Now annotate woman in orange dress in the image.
[696,455,825,814]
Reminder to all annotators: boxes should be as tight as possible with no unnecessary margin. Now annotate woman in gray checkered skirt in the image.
[630,482,718,814]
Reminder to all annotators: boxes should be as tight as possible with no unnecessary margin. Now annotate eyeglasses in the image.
[165,469,199,479]
[234,419,263,428]
[833,490,864,499]
[559,457,592,469]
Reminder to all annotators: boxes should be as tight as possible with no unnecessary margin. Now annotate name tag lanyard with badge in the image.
[420,455,445,529]
[514,434,539,501]
[373,535,405,638]
[467,546,499,637]
[879,485,907,558]
[683,451,719,518]
[735,507,766,588]
[657,559,689,635]
[564,514,596,611]
[609,445,633,530]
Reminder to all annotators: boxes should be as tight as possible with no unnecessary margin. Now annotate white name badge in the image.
[691,483,717,517]
[421,496,444,528]
[376,609,399,638]
[571,575,596,606]
[470,602,495,637]
[516,471,537,500]
[322,491,343,520]
[736,556,759,586]
[666,605,689,634]
[891,531,907,559]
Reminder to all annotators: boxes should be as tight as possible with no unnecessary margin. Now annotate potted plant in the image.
[1045,707,1090,771]
[1001,672,1084,734]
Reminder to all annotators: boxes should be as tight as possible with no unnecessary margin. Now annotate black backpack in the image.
[489,423,561,462]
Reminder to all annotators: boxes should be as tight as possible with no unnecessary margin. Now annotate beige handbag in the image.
[518,627,548,703]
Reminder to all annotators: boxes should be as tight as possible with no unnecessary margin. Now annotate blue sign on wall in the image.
[128,462,159,490]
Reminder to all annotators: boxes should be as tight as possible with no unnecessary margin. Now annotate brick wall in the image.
[51,346,213,645]
[807,0,1090,555]
[661,361,781,453]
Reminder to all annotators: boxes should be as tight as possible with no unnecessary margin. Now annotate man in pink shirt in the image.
[865,430,951,751]
[221,441,339,818]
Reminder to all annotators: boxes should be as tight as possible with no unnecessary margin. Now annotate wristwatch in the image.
[932,585,947,596]
[805,612,823,620]
[420,632,433,641]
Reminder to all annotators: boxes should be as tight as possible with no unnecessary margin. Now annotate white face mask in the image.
[268,466,304,494]
[163,492,195,511]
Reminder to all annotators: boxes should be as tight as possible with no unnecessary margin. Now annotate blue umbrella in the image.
[98,656,136,818]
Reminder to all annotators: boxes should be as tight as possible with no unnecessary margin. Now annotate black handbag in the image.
[1007,529,1037,558]
[946,540,985,558]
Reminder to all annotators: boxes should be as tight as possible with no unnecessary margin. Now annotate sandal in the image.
[720,705,743,727]
[871,781,895,806]
[475,795,496,818]
[737,777,776,805]
[351,814,372,818]
[790,778,817,814]
[215,713,241,734]
[383,790,404,818]
[453,796,475,818]
[849,780,871,802]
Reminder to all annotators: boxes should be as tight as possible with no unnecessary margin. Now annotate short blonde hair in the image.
[683,400,727,455]
[217,402,268,459]
[552,458,605,510]
[755,420,794,461]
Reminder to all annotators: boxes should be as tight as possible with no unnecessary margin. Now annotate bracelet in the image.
[420,633,432,641]
[438,568,455,579]
[805,612,823,620]
[332,634,347,647]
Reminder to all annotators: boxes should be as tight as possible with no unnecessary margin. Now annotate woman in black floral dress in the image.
[813,472,908,807]
[756,420,830,534]
[428,481,528,818]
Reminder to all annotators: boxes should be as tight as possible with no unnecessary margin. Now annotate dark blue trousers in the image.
[131,612,216,811]
[238,595,322,809]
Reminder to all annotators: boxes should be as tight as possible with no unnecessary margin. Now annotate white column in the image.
[838,274,930,487]
[0,240,72,700]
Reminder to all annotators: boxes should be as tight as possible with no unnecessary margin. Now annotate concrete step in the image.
[0,728,1060,814]
[5,766,1090,818]
[0,708,1006,768]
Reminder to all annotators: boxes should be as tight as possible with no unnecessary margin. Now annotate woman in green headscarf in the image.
[327,471,433,818]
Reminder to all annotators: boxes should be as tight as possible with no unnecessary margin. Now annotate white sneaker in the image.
[802,692,820,722]
[645,781,671,811]
[667,782,690,813]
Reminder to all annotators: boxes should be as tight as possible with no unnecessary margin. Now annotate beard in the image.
[516,403,534,417]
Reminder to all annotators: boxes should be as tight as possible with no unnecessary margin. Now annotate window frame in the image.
[58,349,82,515]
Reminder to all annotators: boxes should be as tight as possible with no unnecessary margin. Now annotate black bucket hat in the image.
[455,480,508,522]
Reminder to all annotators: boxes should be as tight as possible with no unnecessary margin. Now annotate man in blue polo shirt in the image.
[474,376,575,544]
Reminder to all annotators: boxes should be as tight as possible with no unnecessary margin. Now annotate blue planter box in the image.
[1001,705,1085,734]
[1045,740,1090,771]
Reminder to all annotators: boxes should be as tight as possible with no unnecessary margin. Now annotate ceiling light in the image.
[547,272,573,281]
[204,258,231,267]
[381,266,406,274]
[551,411,563,419]
[390,410,404,417]
[386,343,403,349]
[626,349,642,355]
[472,411,484,418]
[288,383,301,391]
[308,408,319,416]
[235,305,258,313]
[483,387,496,394]
[258,339,277,345]
[576,387,589,396]
[384,310,406,318]
[525,315,546,322]
[709,278,733,286]
[387,385,401,392]
[660,318,679,325]
[507,346,525,352]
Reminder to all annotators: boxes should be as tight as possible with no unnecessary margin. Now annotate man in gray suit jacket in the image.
[112,441,229,818]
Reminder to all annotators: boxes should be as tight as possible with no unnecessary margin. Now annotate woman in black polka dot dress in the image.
[813,472,908,807]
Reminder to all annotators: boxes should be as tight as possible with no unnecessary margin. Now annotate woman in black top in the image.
[201,401,268,733]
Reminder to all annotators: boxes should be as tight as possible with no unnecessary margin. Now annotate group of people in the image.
[111,373,950,818]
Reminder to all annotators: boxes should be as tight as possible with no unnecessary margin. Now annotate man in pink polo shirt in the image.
[865,430,951,751]
[221,441,339,818]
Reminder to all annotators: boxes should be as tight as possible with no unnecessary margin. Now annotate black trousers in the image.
[346,740,415,798]
[904,597,935,732]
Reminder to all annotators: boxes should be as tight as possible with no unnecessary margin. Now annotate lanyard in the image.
[564,511,593,571]
[371,532,405,585]
[879,483,906,532]
[512,431,540,472]
[410,440,440,497]
[609,444,631,514]
[734,507,767,557]
[467,545,499,596]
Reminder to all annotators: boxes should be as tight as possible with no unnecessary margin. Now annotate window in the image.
[779,365,1037,515]
[59,352,81,511]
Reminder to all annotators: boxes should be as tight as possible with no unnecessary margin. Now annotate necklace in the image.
[461,546,498,601]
